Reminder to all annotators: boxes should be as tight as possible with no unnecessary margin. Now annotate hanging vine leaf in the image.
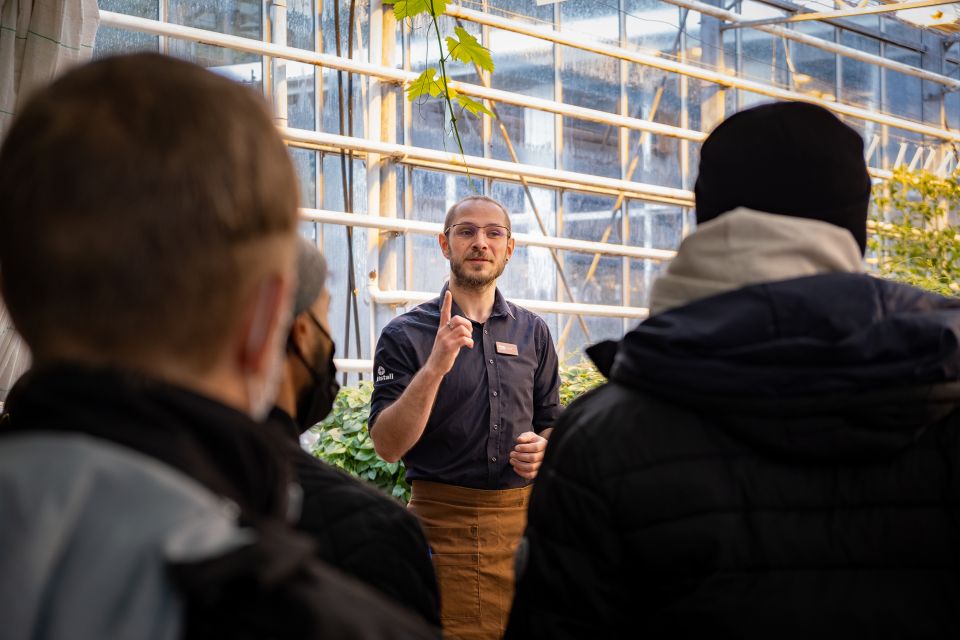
[445,26,494,73]
[387,0,446,21]
[457,94,493,117]
[406,67,460,102]
[385,0,495,189]
[406,67,443,100]
[436,75,458,100]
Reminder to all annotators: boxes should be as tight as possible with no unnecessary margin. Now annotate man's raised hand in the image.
[425,290,474,377]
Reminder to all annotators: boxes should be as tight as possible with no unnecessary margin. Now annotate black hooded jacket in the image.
[269,408,440,626]
[507,273,960,639]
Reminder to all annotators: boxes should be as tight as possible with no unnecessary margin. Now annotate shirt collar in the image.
[439,282,516,321]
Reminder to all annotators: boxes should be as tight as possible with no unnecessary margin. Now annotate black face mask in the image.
[289,312,340,434]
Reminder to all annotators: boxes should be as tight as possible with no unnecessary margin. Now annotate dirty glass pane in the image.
[94,0,159,57]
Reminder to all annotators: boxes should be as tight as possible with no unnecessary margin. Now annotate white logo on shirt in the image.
[376,365,394,383]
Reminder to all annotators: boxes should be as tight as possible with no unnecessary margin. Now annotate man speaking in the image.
[369,195,560,639]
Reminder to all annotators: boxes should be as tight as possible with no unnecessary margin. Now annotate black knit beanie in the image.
[694,101,871,254]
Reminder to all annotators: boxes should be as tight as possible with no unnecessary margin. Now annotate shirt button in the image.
[493,424,499,430]
[490,457,497,463]
[488,358,494,364]
[483,329,488,334]
[492,391,498,397]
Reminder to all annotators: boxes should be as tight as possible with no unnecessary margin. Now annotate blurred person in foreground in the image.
[369,195,560,639]
[507,101,960,639]
[269,236,440,626]
[0,53,435,640]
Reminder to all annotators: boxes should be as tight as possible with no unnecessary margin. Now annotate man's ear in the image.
[506,236,515,261]
[237,274,291,375]
[438,232,451,259]
[288,312,311,355]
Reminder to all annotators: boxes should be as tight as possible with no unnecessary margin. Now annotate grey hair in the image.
[293,235,327,316]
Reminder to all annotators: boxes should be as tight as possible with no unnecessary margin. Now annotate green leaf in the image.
[392,0,426,20]
[392,0,445,20]
[342,419,363,434]
[438,75,458,100]
[346,394,367,409]
[426,0,447,17]
[456,94,493,118]
[445,26,494,72]
[406,67,442,102]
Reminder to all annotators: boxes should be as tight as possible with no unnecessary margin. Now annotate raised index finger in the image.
[439,290,452,327]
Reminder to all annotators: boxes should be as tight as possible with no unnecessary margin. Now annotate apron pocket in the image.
[426,526,481,621]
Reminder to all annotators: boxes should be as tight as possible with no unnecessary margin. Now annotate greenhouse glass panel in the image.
[94,0,159,57]
[624,0,681,52]
[947,62,960,132]
[168,0,261,73]
[287,0,315,51]
[490,182,558,307]
[87,0,960,367]
[840,30,881,112]
[486,0,553,26]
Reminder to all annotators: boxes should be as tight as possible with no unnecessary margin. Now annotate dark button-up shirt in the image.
[369,284,560,490]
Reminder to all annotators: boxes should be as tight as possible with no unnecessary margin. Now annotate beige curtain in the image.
[0,0,99,403]
[0,0,99,137]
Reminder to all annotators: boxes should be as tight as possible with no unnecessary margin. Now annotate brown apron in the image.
[408,480,532,640]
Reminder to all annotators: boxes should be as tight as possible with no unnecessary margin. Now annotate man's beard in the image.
[450,252,508,290]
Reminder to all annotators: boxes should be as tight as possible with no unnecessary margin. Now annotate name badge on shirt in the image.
[496,341,519,356]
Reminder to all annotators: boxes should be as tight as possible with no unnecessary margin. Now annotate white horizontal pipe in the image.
[662,0,960,90]
[447,4,960,142]
[98,10,703,143]
[100,10,959,145]
[300,208,679,261]
[282,126,695,205]
[100,9,909,190]
[334,358,374,373]
[368,282,650,319]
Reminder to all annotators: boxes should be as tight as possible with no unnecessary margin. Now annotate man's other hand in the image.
[510,431,548,480]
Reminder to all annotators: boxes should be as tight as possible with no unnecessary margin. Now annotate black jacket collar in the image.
[589,274,960,462]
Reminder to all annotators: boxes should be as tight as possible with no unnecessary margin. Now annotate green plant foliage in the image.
[307,381,410,502]
[308,362,608,502]
[445,26,494,73]
[456,94,493,118]
[389,0,446,21]
[385,0,493,180]
[406,67,446,101]
[871,167,960,296]
[559,360,606,407]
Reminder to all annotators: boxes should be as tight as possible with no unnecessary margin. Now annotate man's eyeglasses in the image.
[445,223,511,241]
